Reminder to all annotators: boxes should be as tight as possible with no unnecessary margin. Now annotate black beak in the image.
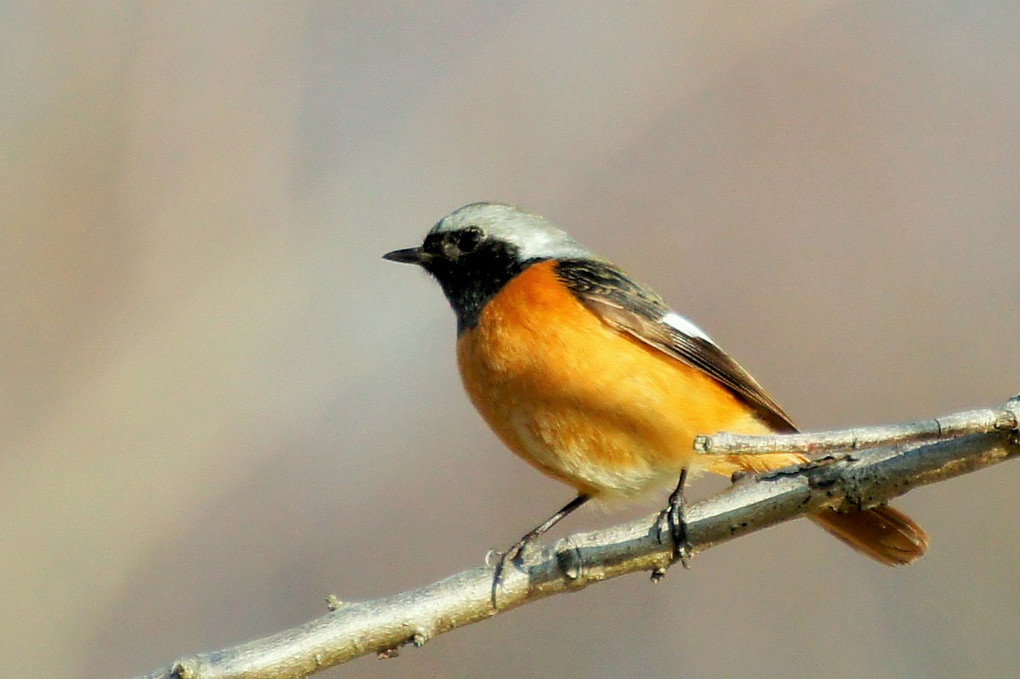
[382,247,425,265]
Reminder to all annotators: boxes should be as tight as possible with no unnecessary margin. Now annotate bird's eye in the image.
[456,226,483,254]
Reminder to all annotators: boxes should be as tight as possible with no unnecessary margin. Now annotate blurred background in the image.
[3,3,1019,678]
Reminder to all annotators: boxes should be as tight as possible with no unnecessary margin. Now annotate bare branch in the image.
[135,398,1020,679]
[695,395,1020,456]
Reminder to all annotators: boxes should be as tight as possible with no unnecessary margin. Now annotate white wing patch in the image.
[662,311,713,343]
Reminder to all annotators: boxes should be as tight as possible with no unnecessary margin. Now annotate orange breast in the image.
[457,261,802,500]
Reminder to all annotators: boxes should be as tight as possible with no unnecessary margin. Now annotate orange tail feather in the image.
[809,504,928,566]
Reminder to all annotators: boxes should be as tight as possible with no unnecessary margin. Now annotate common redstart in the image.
[384,202,928,581]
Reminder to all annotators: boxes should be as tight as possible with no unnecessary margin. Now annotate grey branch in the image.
[135,396,1020,679]
[695,400,1020,456]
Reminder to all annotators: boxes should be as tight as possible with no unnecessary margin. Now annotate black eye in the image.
[456,226,484,253]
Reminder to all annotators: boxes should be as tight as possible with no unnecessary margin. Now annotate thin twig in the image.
[133,396,1020,679]
[695,396,1020,456]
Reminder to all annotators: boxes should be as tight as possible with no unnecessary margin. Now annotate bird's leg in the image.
[491,494,590,606]
[652,467,691,582]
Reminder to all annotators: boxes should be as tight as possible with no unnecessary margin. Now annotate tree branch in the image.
[135,397,1020,679]
[695,399,1020,456]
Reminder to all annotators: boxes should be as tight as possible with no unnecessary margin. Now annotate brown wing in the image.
[555,259,796,433]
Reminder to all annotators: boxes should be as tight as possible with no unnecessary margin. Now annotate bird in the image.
[383,202,928,584]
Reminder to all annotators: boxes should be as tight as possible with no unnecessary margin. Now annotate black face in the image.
[411,227,538,334]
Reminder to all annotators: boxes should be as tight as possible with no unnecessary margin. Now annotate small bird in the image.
[384,202,928,581]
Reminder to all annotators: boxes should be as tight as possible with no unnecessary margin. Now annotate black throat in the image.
[420,238,540,334]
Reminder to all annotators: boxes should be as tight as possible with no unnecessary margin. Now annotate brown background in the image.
[3,3,1019,678]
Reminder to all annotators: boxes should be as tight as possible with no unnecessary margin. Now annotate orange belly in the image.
[457,261,804,500]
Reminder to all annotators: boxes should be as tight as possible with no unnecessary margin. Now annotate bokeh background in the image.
[3,3,1019,678]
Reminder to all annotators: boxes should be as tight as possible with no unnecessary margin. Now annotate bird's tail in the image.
[809,504,928,566]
